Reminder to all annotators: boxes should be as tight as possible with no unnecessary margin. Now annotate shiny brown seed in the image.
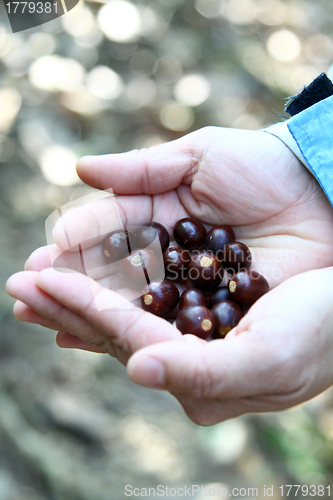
[228,270,269,305]
[173,218,207,251]
[224,241,252,274]
[211,300,244,338]
[176,305,215,339]
[204,225,235,260]
[141,280,179,317]
[188,252,223,291]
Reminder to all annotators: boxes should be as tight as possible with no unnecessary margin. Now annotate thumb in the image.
[76,132,199,194]
[127,334,278,398]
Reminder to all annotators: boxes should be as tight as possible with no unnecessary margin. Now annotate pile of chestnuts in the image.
[102,218,269,340]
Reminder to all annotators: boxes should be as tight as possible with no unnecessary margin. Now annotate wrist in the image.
[262,121,311,171]
[262,72,333,207]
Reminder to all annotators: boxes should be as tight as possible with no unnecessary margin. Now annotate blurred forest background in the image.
[1,0,333,498]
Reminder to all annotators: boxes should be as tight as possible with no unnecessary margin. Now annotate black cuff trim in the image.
[285,73,333,116]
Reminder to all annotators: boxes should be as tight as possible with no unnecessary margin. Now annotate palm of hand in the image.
[142,127,333,286]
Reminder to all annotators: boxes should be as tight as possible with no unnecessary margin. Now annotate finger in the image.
[53,195,139,250]
[76,133,197,194]
[56,331,108,354]
[126,334,281,398]
[25,244,125,283]
[25,246,54,271]
[6,272,108,350]
[52,191,182,252]
[13,300,59,330]
[34,268,182,355]
[25,245,161,299]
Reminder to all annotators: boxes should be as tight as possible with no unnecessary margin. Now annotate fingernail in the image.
[128,356,165,389]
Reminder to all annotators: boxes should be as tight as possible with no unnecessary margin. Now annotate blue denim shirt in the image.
[264,95,333,207]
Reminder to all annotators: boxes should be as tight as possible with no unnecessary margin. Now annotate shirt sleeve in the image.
[262,95,333,207]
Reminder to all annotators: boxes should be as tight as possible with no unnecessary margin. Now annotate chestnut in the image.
[228,270,269,305]
[122,249,162,288]
[135,222,170,252]
[176,305,215,339]
[205,225,235,260]
[208,286,231,307]
[163,246,191,281]
[141,280,179,317]
[173,218,206,250]
[179,288,209,310]
[211,300,244,338]
[224,242,252,274]
[188,252,223,291]
[102,229,131,263]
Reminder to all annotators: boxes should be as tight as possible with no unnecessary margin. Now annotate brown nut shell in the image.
[122,249,161,289]
[176,305,215,339]
[141,280,179,317]
[163,246,191,281]
[224,242,252,273]
[173,218,206,251]
[135,222,170,252]
[228,270,269,305]
[211,300,244,338]
[205,225,235,260]
[188,252,223,291]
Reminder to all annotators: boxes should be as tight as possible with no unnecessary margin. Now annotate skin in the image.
[5,126,333,425]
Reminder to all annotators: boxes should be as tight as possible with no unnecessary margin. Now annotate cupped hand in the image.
[127,267,333,425]
[5,126,333,406]
[51,126,333,284]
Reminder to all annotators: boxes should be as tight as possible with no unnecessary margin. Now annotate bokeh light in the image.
[266,29,301,62]
[39,145,79,186]
[160,101,195,131]
[256,0,287,26]
[195,0,223,19]
[62,5,98,40]
[27,33,56,58]
[291,65,320,92]
[2,45,30,75]
[0,89,22,132]
[97,1,141,43]
[304,34,333,64]
[60,86,108,115]
[86,66,123,100]
[174,74,211,106]
[224,0,257,25]
[29,55,85,92]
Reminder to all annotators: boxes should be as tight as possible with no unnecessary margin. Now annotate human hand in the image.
[6,126,333,366]
[52,125,333,284]
[127,267,333,424]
